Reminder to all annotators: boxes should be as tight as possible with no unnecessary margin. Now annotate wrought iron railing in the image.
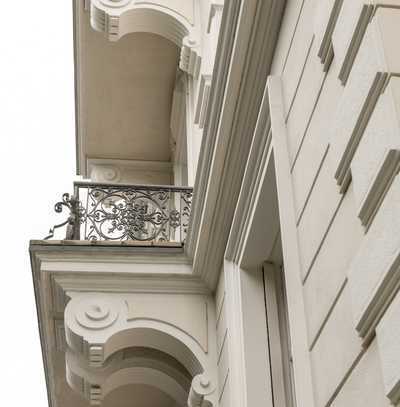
[45,182,193,244]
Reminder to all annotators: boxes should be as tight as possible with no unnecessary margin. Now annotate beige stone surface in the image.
[271,0,305,74]
[304,183,363,345]
[311,286,362,407]
[351,76,400,216]
[281,0,317,116]
[377,289,400,405]
[291,57,343,220]
[349,175,400,331]
[286,41,326,166]
[79,11,179,164]
[297,149,342,279]
[217,332,229,400]
[331,340,391,407]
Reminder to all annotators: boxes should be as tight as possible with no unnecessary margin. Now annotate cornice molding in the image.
[52,273,210,303]
[30,242,209,317]
[225,89,272,264]
[207,1,224,34]
[194,74,212,130]
[186,0,286,289]
[30,240,189,264]
[184,0,242,257]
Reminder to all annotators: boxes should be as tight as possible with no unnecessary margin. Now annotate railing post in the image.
[68,195,81,240]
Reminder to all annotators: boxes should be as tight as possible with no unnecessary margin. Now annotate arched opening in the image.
[103,326,205,377]
[65,312,217,406]
[67,346,193,406]
[103,384,177,407]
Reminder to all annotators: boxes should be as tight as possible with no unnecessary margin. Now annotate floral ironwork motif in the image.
[80,184,192,242]
[45,182,193,242]
[45,183,192,243]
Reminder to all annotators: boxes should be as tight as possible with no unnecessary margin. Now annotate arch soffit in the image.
[89,0,201,76]
[66,349,189,406]
[105,325,205,376]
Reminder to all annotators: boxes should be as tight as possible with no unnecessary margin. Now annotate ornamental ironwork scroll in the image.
[45,183,192,243]
[44,193,86,240]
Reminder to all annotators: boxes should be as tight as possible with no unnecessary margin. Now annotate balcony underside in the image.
[29,241,209,407]
[74,3,179,177]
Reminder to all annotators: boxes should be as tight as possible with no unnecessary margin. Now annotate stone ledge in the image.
[30,239,184,248]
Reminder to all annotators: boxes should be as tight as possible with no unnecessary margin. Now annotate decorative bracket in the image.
[88,0,201,77]
[64,294,213,371]
[63,293,218,406]
[188,374,216,407]
[180,37,201,78]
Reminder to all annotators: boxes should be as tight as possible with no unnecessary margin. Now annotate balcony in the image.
[46,181,193,245]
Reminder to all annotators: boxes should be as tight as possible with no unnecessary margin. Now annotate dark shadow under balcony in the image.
[45,182,193,245]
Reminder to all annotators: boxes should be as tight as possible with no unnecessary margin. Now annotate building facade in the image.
[30,0,400,406]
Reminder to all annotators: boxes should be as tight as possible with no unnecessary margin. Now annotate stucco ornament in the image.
[75,299,119,330]
[90,165,121,183]
[89,0,201,77]
[99,0,131,7]
[188,374,216,407]
[64,293,218,406]
[65,296,126,367]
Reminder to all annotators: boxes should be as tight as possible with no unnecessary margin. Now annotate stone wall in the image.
[271,1,400,406]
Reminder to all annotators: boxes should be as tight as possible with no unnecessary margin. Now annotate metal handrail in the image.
[73,181,193,193]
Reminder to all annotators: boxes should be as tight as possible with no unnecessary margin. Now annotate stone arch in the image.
[65,295,217,406]
[66,347,191,406]
[104,325,205,377]
[91,2,189,45]
[89,0,201,76]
